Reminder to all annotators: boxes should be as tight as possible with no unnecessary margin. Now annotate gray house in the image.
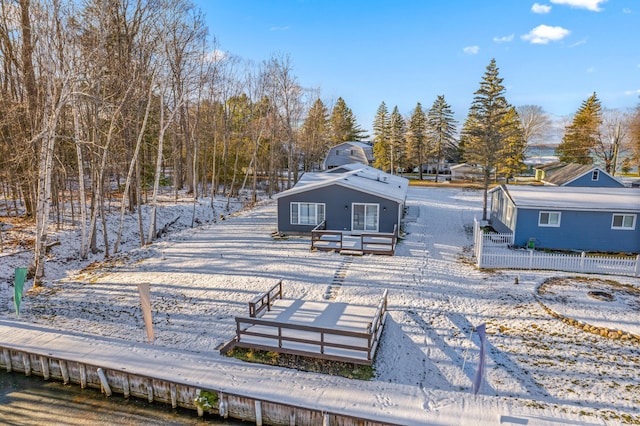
[489,184,640,253]
[275,164,409,235]
[535,162,624,187]
[323,141,374,170]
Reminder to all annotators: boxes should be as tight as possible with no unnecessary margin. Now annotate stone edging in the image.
[535,279,640,345]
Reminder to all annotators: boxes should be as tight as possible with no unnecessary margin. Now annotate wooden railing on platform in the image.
[248,280,283,318]
[361,224,397,256]
[232,289,389,365]
[311,223,398,256]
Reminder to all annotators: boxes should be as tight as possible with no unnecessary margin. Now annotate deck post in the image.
[97,367,112,396]
[123,374,130,398]
[79,364,87,388]
[59,360,69,384]
[255,400,263,426]
[147,380,154,402]
[634,254,640,277]
[170,383,177,408]
[40,356,49,380]
[3,349,11,372]
[22,353,31,376]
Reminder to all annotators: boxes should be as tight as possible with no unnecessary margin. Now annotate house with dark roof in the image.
[534,162,624,187]
[489,185,640,253]
[323,142,374,170]
[274,164,408,235]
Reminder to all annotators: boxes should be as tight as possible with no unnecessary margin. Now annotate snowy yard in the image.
[1,187,639,425]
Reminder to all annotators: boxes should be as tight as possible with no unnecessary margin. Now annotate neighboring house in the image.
[489,184,640,253]
[323,141,374,170]
[275,163,409,235]
[534,162,624,187]
[450,163,484,181]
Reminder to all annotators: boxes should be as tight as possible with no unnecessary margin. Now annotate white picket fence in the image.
[473,218,640,277]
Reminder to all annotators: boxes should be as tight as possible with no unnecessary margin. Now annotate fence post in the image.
[580,252,586,273]
[635,254,640,277]
[476,228,484,268]
[529,249,534,270]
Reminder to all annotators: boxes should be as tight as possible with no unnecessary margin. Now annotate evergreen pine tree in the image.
[300,98,330,171]
[328,97,367,143]
[461,58,511,220]
[427,95,457,182]
[389,106,407,174]
[372,101,391,171]
[557,92,602,165]
[406,103,427,180]
[497,106,527,183]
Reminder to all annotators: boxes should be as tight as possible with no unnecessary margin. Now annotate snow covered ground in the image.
[1,187,639,425]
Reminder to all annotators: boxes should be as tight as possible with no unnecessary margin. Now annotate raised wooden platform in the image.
[222,284,388,365]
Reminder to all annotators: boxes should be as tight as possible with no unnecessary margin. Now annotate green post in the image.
[14,267,28,317]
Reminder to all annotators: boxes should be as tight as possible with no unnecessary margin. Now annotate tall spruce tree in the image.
[328,97,367,143]
[461,58,510,220]
[389,106,407,174]
[557,92,602,165]
[300,98,330,171]
[497,106,527,183]
[406,103,428,180]
[373,101,391,171]
[427,95,457,182]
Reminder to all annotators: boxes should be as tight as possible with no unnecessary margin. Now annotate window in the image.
[539,211,561,227]
[506,204,513,223]
[290,203,325,225]
[611,214,636,230]
[592,170,599,181]
[352,203,379,232]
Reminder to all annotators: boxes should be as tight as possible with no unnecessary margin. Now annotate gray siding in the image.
[513,208,640,253]
[277,184,401,234]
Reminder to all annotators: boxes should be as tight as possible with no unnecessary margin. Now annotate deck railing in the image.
[248,280,283,318]
[311,223,398,256]
[232,289,389,365]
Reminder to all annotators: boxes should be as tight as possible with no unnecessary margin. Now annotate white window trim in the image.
[591,170,599,181]
[611,213,636,230]
[538,211,561,227]
[290,202,325,225]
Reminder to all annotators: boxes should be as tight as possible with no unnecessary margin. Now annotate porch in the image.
[310,222,398,256]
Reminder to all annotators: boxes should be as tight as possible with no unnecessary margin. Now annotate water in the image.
[0,371,246,425]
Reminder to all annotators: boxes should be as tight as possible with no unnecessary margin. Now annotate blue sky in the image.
[196,0,639,135]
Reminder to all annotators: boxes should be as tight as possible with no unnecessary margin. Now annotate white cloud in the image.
[521,25,570,44]
[624,89,640,96]
[550,0,606,12]
[622,8,632,14]
[270,25,290,31]
[586,66,595,73]
[532,3,552,14]
[463,45,480,55]
[493,34,515,43]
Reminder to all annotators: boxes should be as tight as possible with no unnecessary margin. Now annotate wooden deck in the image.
[222,284,388,365]
[311,224,398,256]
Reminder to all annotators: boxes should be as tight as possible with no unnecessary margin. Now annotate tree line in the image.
[1,1,638,281]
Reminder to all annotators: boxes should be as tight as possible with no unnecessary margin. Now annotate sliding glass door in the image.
[352,203,379,232]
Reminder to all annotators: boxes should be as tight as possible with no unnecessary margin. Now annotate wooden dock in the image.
[0,319,409,426]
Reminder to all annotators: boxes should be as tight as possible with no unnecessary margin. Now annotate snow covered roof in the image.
[493,185,640,212]
[323,141,374,169]
[541,163,619,186]
[275,163,409,204]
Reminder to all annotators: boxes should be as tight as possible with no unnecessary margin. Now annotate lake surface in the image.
[0,371,246,425]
